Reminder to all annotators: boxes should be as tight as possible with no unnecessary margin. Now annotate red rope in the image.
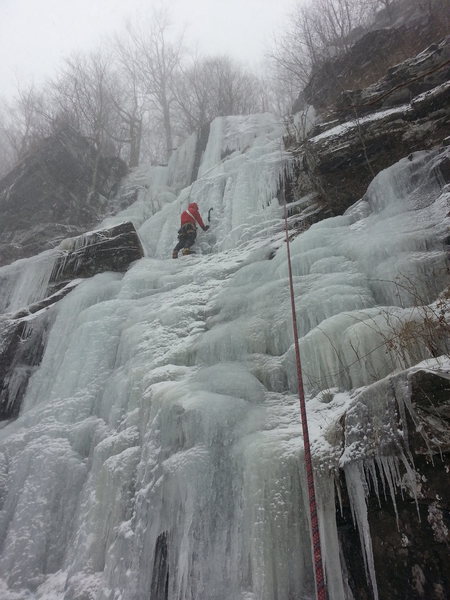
[283,207,328,600]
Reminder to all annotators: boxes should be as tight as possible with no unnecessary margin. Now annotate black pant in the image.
[173,223,197,254]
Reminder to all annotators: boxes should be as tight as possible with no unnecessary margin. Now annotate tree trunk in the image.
[129,117,142,168]
[90,131,102,199]
[162,92,173,162]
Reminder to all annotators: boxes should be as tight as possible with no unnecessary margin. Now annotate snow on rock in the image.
[52,221,144,283]
[310,104,410,143]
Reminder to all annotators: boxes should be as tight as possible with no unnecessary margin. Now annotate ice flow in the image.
[0,113,448,600]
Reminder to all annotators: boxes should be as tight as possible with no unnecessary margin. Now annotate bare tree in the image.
[270,0,377,105]
[258,69,300,116]
[208,56,261,117]
[123,9,184,161]
[50,50,117,192]
[0,84,52,166]
[0,109,15,177]
[171,54,212,133]
[173,55,264,135]
[109,34,148,167]
[1,5,283,172]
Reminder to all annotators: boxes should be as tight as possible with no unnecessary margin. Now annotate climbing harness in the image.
[283,200,328,600]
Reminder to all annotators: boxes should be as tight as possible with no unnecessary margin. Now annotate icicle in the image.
[0,249,59,313]
[377,456,401,524]
[365,460,381,506]
[315,474,348,600]
[344,461,379,600]
[335,477,344,518]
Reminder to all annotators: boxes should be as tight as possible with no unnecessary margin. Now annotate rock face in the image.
[0,125,127,266]
[0,280,81,420]
[289,38,450,215]
[51,221,145,284]
[298,1,449,113]
[333,37,450,120]
[1,306,55,420]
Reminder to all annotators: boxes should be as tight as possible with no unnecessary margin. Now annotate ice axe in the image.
[208,208,213,223]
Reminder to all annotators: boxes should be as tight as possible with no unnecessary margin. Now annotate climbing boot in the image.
[181,248,192,255]
[172,250,178,259]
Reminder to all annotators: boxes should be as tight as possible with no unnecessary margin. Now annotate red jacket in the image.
[181,202,206,230]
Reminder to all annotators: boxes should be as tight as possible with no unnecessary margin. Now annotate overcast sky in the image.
[1,0,295,99]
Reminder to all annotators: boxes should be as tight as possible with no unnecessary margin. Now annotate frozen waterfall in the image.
[0,113,448,600]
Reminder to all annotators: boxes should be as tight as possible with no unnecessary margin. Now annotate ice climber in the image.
[172,202,209,258]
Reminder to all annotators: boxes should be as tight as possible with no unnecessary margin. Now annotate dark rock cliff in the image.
[288,37,450,216]
[51,221,145,285]
[0,125,127,266]
[296,0,449,113]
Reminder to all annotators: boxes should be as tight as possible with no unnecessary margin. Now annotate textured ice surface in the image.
[0,113,448,600]
[0,249,58,313]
